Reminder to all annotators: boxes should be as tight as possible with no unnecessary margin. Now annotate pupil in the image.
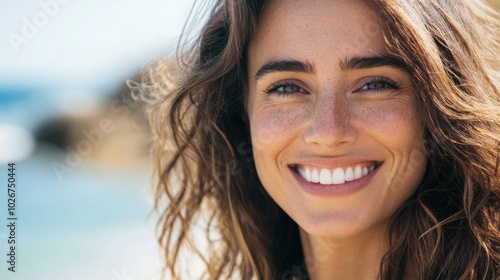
[284,85,296,92]
[369,82,384,89]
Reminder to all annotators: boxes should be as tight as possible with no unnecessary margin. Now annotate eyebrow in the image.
[340,55,408,71]
[255,59,315,80]
[254,55,408,80]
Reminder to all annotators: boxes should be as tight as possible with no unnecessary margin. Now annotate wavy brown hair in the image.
[143,0,500,279]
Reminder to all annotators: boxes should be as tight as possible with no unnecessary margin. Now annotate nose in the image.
[303,92,356,149]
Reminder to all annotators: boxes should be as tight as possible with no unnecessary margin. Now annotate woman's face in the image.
[246,0,427,238]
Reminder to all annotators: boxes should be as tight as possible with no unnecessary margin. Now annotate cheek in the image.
[359,100,427,190]
[250,105,306,152]
[357,99,423,148]
[249,105,307,186]
[359,99,412,130]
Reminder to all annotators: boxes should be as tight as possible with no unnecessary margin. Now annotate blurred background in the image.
[0,1,196,279]
[0,1,498,280]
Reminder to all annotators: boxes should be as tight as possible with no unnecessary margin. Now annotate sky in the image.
[0,0,195,90]
[0,0,198,161]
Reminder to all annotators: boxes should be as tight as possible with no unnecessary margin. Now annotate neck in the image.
[299,225,386,280]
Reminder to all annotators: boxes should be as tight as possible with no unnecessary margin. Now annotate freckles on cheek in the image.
[250,107,304,151]
[359,100,420,138]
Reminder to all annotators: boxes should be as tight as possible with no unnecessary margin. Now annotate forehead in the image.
[248,0,387,73]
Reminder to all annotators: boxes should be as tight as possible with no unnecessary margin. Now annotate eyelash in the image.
[264,77,400,96]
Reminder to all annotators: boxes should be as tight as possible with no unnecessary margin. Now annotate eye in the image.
[264,81,307,96]
[357,77,399,92]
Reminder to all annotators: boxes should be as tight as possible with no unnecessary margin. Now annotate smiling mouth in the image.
[293,162,382,185]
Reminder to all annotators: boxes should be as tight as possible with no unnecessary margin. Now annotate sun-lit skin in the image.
[246,0,428,278]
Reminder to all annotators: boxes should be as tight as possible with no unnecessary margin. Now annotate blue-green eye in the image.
[278,84,302,93]
[265,82,307,96]
[359,77,399,92]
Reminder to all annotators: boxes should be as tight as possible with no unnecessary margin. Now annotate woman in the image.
[144,0,499,279]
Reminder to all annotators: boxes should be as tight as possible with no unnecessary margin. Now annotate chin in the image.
[292,209,389,240]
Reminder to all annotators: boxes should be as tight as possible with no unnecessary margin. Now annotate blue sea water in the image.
[0,139,162,280]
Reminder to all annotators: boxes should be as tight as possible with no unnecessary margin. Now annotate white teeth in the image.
[319,169,332,184]
[298,167,304,178]
[297,164,377,185]
[345,167,354,181]
[362,167,368,176]
[305,168,312,182]
[354,166,362,180]
[311,169,319,183]
[331,168,345,184]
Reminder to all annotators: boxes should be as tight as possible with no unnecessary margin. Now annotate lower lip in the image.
[290,165,380,197]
